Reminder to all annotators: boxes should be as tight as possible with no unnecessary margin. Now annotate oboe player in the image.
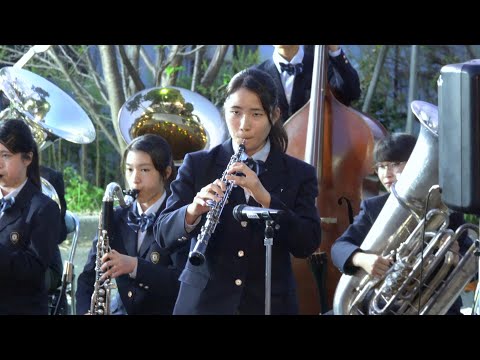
[76,134,187,315]
[155,69,321,315]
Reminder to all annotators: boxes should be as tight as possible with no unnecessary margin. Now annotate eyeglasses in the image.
[374,161,406,173]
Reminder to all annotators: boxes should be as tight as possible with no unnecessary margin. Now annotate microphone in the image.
[233,204,284,222]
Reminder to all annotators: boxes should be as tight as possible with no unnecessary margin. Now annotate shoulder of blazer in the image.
[282,151,316,176]
[362,193,389,218]
[25,190,59,224]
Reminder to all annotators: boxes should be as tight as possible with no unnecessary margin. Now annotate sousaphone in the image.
[118,86,227,165]
[0,65,96,206]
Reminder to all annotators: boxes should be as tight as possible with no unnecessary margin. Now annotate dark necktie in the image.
[244,158,266,176]
[0,197,15,213]
[280,62,303,76]
[127,211,156,233]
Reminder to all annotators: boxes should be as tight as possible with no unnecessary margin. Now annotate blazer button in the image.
[127,291,133,298]
[139,283,144,287]
[144,285,149,290]
[238,250,245,257]
[235,279,243,286]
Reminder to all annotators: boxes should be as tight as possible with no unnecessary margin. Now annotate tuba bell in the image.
[333,100,479,315]
[118,86,227,165]
[0,66,96,150]
[0,65,96,209]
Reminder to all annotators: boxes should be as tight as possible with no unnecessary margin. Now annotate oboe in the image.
[188,140,246,266]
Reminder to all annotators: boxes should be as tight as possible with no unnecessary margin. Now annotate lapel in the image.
[119,205,138,256]
[290,51,313,115]
[258,146,289,195]
[0,180,37,233]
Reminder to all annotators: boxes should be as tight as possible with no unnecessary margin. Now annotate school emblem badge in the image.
[150,251,160,264]
[10,232,20,245]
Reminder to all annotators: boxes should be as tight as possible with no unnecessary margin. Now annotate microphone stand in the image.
[264,220,275,315]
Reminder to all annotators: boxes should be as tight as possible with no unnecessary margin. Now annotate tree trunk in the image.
[362,45,389,113]
[191,46,205,92]
[200,45,229,88]
[98,45,127,152]
[81,144,86,179]
[96,126,100,187]
[406,45,419,135]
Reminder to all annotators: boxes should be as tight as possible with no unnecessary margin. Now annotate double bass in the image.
[284,45,387,314]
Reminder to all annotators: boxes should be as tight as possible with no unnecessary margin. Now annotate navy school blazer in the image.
[155,140,321,315]
[76,197,188,315]
[0,179,60,314]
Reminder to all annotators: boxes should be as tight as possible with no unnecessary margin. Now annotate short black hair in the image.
[374,133,417,163]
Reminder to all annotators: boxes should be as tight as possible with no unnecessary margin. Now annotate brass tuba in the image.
[333,100,478,315]
[118,86,227,165]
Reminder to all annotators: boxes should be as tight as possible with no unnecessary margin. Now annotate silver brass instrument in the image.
[333,101,479,315]
[118,86,227,166]
[188,140,246,266]
[0,64,96,207]
[0,66,96,150]
[89,183,138,315]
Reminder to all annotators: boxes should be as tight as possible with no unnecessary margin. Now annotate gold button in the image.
[238,250,245,257]
[235,279,242,286]
[127,291,133,298]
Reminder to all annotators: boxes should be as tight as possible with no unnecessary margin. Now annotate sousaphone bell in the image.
[118,86,227,165]
[0,66,96,207]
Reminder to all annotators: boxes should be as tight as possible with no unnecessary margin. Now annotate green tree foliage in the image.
[63,166,104,214]
[351,45,470,132]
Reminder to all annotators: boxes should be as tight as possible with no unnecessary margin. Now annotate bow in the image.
[127,211,156,233]
[279,62,303,76]
[0,197,15,213]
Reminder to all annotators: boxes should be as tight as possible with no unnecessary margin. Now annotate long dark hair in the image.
[0,119,41,189]
[225,68,288,152]
[122,134,175,187]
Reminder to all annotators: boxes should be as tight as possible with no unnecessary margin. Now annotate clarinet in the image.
[188,140,246,266]
[89,183,138,315]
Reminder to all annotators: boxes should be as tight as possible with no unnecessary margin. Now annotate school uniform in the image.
[0,179,60,314]
[255,47,361,123]
[156,139,321,315]
[76,193,187,315]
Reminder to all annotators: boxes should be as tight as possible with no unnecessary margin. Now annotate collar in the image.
[0,178,28,200]
[135,191,166,216]
[231,139,271,163]
[273,46,304,74]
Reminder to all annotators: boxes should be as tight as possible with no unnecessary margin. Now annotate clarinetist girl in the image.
[155,68,321,315]
[76,134,187,315]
